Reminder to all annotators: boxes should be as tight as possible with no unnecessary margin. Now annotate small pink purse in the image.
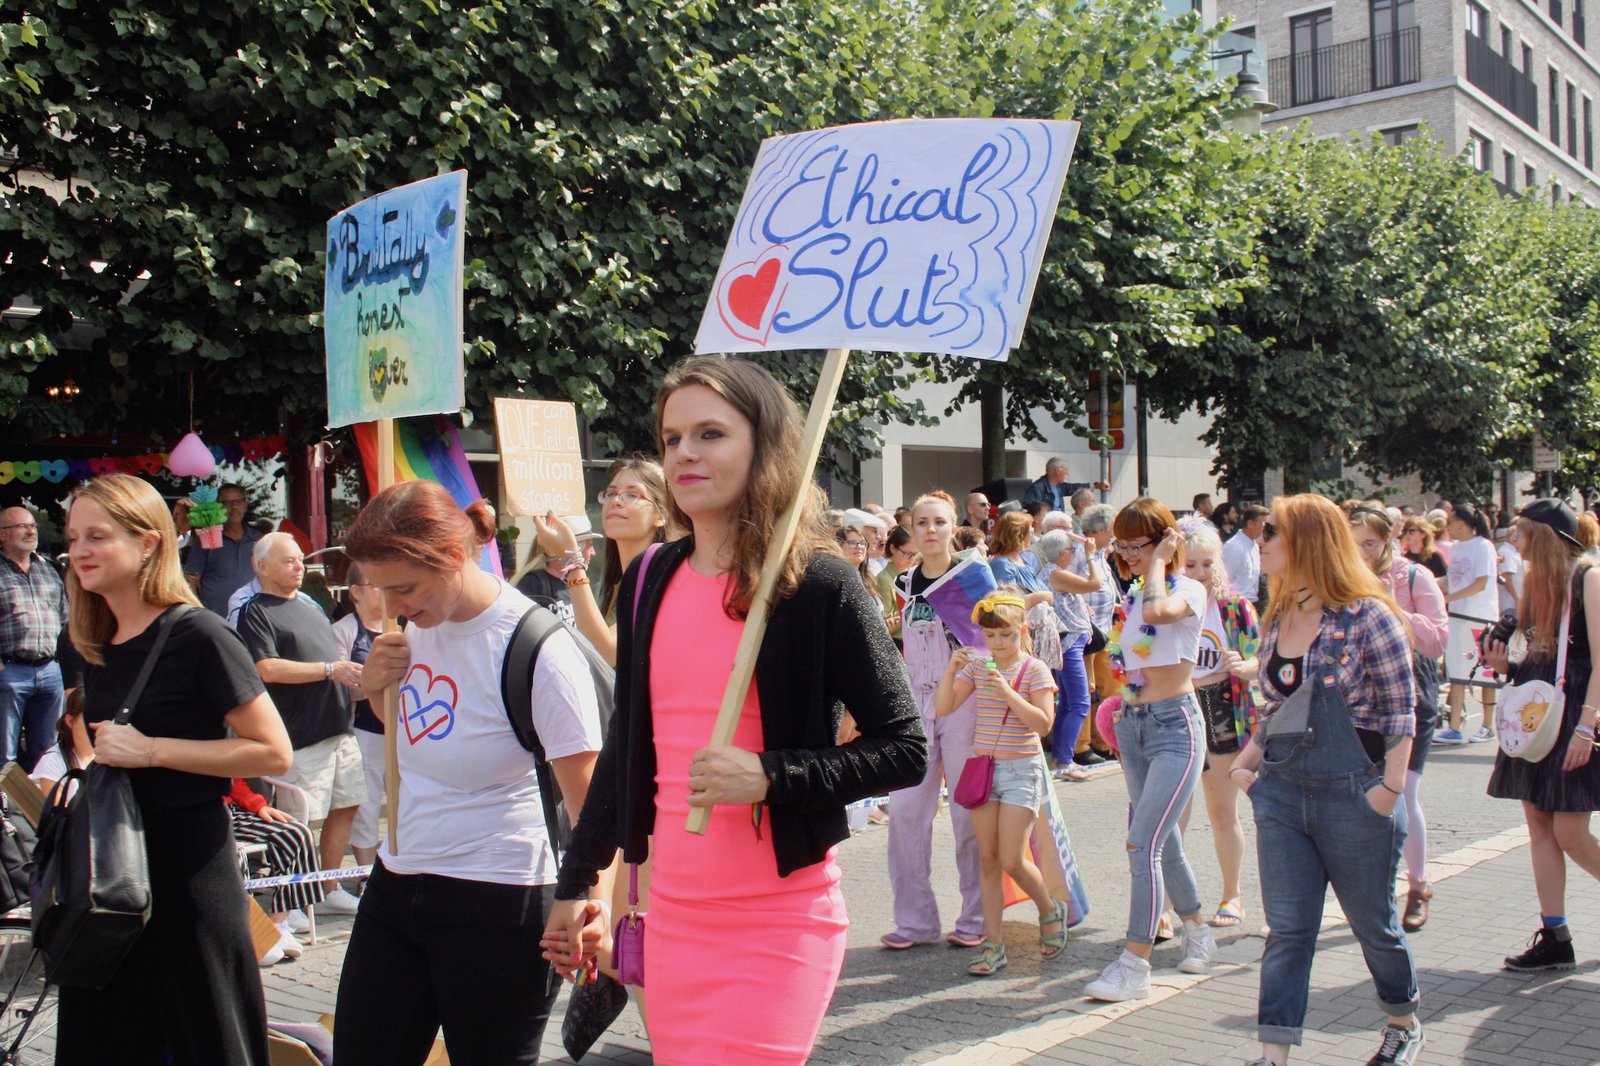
[610,543,661,987]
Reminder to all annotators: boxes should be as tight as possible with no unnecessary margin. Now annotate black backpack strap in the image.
[500,604,566,856]
[113,605,190,726]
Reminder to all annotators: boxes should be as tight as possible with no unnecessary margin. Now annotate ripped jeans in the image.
[1113,694,1205,943]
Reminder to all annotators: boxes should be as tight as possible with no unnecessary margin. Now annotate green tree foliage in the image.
[850,0,1260,479]
[1183,131,1558,499]
[0,0,930,466]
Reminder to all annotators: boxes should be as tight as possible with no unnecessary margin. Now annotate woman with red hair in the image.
[1230,495,1419,1066]
[332,481,606,1066]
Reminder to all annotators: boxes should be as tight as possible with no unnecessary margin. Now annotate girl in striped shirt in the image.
[935,588,1064,976]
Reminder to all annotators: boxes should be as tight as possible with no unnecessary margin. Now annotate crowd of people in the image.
[6,359,1600,1065]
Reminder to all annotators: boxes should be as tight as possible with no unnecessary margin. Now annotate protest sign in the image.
[494,398,587,518]
[325,170,468,429]
[695,118,1078,361]
[686,119,1078,836]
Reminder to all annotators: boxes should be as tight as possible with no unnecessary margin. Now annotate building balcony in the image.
[1464,32,1539,128]
[1268,27,1420,109]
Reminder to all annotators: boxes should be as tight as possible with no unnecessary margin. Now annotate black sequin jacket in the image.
[554,536,926,897]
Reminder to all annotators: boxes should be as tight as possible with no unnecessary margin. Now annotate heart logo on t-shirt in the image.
[399,664,458,744]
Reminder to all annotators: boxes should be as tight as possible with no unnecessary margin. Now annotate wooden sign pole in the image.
[376,417,401,853]
[686,347,851,835]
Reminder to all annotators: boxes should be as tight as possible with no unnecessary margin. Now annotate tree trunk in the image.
[979,378,1006,484]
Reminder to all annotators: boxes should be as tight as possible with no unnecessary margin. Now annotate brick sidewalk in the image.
[999,832,1600,1066]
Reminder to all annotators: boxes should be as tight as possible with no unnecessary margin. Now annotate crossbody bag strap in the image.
[1554,580,1575,689]
[985,655,1034,755]
[113,605,190,726]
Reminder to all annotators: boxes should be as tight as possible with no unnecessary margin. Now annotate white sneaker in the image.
[1084,949,1152,1001]
[1178,919,1215,974]
[318,886,361,914]
[271,924,304,960]
[258,943,285,967]
[1470,725,1494,743]
[282,908,310,933]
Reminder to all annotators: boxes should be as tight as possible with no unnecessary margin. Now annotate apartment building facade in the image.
[1210,0,1600,202]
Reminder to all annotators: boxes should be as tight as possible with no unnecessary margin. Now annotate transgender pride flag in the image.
[923,549,999,647]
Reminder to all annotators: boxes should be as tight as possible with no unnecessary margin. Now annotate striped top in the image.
[962,655,1058,757]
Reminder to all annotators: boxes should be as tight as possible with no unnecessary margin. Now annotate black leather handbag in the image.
[30,605,184,989]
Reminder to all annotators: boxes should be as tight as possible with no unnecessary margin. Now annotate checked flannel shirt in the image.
[1257,598,1417,737]
[0,552,66,662]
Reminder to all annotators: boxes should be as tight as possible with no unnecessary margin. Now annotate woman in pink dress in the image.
[543,357,927,1065]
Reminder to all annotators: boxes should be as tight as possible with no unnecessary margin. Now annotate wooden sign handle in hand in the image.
[686,348,851,836]
[376,418,401,854]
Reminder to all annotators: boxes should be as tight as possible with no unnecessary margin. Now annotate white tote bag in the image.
[1496,602,1570,763]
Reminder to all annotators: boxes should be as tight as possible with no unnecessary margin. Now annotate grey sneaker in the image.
[1177,919,1215,974]
[1365,1021,1423,1065]
[1084,950,1151,1001]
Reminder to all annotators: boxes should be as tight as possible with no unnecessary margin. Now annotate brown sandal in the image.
[1401,886,1431,932]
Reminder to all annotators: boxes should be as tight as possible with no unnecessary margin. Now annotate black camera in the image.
[1481,610,1518,651]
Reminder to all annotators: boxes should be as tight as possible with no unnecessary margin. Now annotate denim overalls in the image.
[1250,607,1420,1047]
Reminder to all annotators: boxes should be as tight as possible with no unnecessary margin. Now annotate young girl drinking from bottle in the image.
[934,588,1066,977]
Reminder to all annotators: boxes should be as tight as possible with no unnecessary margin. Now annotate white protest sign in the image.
[694,118,1079,361]
[494,398,586,517]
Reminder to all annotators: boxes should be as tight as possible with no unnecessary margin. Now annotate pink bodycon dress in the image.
[645,563,848,1065]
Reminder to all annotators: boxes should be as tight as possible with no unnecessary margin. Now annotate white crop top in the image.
[1121,575,1207,669]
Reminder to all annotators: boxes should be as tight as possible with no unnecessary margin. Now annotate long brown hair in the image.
[1400,515,1437,561]
[989,512,1033,556]
[655,356,833,620]
[599,456,670,618]
[1515,517,1588,660]
[67,474,199,666]
[1264,494,1400,630]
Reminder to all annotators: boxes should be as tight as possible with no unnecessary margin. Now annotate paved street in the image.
[243,728,1600,1065]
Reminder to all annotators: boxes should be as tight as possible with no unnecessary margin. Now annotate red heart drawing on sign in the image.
[728,259,781,331]
[716,249,788,346]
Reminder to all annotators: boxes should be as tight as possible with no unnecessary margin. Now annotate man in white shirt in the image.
[1222,504,1268,604]
[1495,528,1523,614]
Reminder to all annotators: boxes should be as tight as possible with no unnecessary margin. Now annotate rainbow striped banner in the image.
[353,416,503,577]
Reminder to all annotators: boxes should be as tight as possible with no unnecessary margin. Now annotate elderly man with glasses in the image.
[0,506,67,770]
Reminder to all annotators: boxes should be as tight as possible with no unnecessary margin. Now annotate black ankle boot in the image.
[1503,925,1576,972]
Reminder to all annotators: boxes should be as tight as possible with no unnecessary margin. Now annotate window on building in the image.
[1575,0,1587,46]
[1569,81,1579,155]
[1551,0,1564,27]
[1551,66,1562,142]
[1469,131,1493,171]
[1523,42,1533,73]
[1501,23,1514,54]
[1291,9,1335,105]
[1553,180,1564,203]
[1466,0,1487,37]
[1586,96,1595,169]
[1504,149,1517,188]
[1525,162,1538,188]
[1373,0,1418,86]
[1381,124,1421,145]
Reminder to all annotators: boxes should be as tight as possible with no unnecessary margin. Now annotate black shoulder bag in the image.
[30,605,186,989]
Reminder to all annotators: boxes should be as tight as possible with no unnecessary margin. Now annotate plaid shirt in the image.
[0,552,66,661]
[1257,597,1416,736]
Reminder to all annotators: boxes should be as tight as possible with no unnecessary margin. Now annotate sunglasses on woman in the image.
[1261,521,1278,543]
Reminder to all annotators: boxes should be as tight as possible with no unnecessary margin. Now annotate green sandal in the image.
[1040,900,1069,960]
[967,941,1008,977]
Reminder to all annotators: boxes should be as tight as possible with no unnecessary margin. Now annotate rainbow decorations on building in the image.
[353,417,503,577]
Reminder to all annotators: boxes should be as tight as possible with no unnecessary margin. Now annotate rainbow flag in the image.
[353,417,503,577]
[923,549,998,647]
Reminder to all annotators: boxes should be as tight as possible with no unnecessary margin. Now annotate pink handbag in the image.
[610,543,661,987]
[612,863,645,987]
[952,753,995,809]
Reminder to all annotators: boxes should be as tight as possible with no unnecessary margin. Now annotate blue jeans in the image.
[0,660,63,772]
[1114,694,1204,943]
[1049,633,1090,763]
[1251,771,1417,1043]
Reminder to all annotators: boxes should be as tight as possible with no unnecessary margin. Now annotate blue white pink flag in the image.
[923,549,999,648]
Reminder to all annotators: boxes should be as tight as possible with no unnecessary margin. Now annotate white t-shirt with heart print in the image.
[379,581,603,886]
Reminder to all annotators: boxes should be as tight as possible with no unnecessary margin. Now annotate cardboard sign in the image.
[494,397,586,517]
[694,118,1079,361]
[325,171,468,429]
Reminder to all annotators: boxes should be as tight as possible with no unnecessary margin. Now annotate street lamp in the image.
[1211,48,1278,135]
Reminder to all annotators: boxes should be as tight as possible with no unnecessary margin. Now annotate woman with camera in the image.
[1484,500,1600,972]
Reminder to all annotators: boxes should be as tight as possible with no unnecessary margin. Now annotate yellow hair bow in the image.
[971,594,1027,621]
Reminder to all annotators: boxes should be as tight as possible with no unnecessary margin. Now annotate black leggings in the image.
[333,861,561,1066]
[56,802,269,1066]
